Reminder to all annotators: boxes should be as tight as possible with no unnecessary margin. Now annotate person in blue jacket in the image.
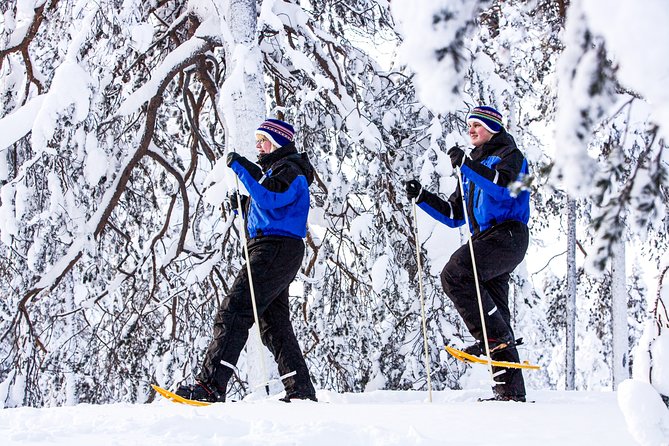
[405,106,530,402]
[177,118,317,403]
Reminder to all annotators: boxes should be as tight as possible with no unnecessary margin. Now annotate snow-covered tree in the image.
[0,0,468,406]
[1,7,667,441]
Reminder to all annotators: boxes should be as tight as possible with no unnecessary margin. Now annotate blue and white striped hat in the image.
[256,119,295,148]
[467,106,504,133]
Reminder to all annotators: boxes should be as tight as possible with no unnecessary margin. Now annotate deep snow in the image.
[0,389,637,445]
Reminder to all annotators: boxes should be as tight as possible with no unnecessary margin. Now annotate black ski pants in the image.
[441,220,529,397]
[197,236,315,398]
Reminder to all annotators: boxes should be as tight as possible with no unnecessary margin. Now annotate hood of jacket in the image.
[258,142,315,186]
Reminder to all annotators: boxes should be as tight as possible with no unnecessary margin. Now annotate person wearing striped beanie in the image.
[404,104,531,402]
[176,117,318,404]
[255,118,295,153]
[467,105,504,133]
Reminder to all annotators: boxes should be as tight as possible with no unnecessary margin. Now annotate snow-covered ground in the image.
[0,389,637,445]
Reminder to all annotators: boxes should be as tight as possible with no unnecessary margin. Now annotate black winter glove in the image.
[226,151,242,167]
[227,191,248,213]
[447,145,466,169]
[405,179,423,202]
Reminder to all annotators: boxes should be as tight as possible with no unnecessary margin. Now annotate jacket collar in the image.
[257,143,298,171]
[471,130,515,160]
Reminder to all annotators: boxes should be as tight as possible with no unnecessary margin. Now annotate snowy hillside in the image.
[0,389,637,445]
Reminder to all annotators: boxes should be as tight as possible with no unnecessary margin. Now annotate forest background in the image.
[0,0,667,426]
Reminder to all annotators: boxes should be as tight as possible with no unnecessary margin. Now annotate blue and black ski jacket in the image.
[229,143,314,239]
[417,130,530,235]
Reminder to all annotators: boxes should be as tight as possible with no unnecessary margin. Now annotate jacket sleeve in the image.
[417,188,466,228]
[461,148,526,201]
[232,156,264,181]
[231,158,304,210]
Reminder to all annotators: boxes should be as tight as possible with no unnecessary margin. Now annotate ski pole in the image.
[252,371,297,391]
[412,197,433,403]
[234,176,270,395]
[455,166,496,384]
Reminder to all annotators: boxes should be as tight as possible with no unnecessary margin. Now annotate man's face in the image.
[468,121,494,147]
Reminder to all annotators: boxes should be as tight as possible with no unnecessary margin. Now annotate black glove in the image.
[226,151,241,167]
[405,179,423,201]
[447,145,465,169]
[227,191,248,213]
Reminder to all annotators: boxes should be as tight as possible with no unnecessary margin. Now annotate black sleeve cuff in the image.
[236,156,263,181]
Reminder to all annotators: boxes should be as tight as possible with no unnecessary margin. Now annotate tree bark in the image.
[219,0,266,160]
[611,229,629,389]
[566,197,576,390]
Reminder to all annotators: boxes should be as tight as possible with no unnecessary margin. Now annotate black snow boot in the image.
[175,381,226,403]
[463,337,523,357]
[462,342,483,356]
[279,392,318,403]
[478,394,527,402]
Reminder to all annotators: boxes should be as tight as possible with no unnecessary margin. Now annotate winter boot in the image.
[175,381,226,403]
[279,391,318,403]
[463,337,523,357]
[478,394,527,402]
[462,342,483,356]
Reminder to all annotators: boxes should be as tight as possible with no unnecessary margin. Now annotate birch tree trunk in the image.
[611,230,629,389]
[217,0,272,389]
[219,0,266,158]
[566,197,577,390]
